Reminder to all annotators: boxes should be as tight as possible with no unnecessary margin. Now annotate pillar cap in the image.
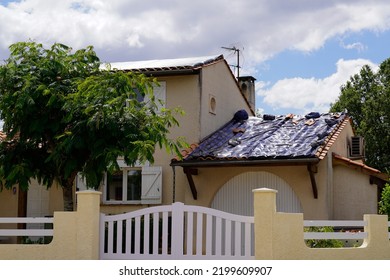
[252,188,278,193]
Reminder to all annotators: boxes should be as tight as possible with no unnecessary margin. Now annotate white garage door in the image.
[211,171,303,216]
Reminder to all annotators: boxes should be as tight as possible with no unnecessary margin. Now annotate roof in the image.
[105,54,224,74]
[172,111,349,166]
[332,153,389,181]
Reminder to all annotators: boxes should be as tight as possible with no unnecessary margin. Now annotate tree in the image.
[378,183,390,219]
[330,58,390,173]
[0,41,185,211]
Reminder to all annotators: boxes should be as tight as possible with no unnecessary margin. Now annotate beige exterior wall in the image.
[333,165,378,220]
[200,61,252,138]
[0,188,18,218]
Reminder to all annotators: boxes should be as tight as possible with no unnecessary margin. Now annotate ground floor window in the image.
[76,163,162,205]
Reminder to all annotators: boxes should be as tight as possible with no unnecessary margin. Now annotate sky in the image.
[0,0,390,116]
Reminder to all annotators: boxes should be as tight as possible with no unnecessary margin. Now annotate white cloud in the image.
[257,59,378,114]
[340,41,367,52]
[0,0,390,114]
[0,0,389,62]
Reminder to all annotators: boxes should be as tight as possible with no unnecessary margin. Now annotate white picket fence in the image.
[100,202,255,259]
[0,217,54,243]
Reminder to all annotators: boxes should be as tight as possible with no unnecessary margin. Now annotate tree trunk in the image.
[62,186,74,211]
[61,171,78,211]
[17,187,28,243]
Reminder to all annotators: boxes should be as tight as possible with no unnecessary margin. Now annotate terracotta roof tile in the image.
[332,153,388,181]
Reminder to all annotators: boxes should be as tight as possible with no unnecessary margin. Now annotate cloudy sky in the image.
[1,0,389,116]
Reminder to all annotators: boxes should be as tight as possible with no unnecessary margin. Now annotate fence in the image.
[0,217,53,244]
[0,191,100,260]
[0,189,389,259]
[253,188,390,259]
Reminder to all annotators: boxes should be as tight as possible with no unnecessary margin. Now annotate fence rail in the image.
[0,217,54,237]
[304,220,367,240]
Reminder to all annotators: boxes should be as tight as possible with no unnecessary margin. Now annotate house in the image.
[171,111,388,220]
[0,53,387,223]
[0,54,255,219]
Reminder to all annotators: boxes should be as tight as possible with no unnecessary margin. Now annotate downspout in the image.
[172,166,176,203]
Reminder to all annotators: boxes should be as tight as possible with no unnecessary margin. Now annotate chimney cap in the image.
[237,76,256,82]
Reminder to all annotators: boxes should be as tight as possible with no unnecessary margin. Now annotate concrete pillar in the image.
[363,214,390,258]
[252,188,277,259]
[75,190,101,259]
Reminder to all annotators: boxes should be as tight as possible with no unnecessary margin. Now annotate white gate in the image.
[100,202,254,259]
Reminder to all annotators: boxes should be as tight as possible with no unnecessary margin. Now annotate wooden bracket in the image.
[183,168,199,200]
[307,164,318,199]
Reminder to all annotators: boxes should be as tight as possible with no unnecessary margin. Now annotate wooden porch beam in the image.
[307,164,318,199]
[183,168,198,200]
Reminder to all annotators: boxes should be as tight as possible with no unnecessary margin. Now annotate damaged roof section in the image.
[172,111,348,165]
[105,54,224,75]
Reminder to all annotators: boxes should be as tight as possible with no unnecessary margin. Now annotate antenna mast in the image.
[222,46,241,77]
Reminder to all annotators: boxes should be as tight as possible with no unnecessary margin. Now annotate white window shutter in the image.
[144,81,166,112]
[141,166,162,204]
[76,173,88,191]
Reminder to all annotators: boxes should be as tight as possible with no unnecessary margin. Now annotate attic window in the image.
[209,94,216,115]
[349,136,365,159]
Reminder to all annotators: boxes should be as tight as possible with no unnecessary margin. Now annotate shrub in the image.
[304,226,344,248]
[378,183,390,220]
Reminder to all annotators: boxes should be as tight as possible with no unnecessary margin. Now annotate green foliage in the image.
[330,59,390,173]
[0,41,185,209]
[304,226,344,248]
[21,237,44,244]
[379,183,390,219]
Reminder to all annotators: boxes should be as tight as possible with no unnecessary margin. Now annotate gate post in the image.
[75,190,102,259]
[170,202,184,258]
[252,188,277,259]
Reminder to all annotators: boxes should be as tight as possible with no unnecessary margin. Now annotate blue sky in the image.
[1,0,390,116]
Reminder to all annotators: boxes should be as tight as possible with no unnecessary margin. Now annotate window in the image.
[76,162,162,205]
[131,81,166,112]
[106,169,142,201]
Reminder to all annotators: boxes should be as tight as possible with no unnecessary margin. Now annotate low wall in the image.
[0,191,101,260]
[253,188,390,259]
[1,188,389,260]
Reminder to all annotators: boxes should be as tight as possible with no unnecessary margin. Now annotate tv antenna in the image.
[222,46,241,77]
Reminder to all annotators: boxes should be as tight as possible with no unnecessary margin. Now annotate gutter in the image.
[170,157,319,168]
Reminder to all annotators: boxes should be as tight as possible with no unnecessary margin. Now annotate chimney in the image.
[238,76,256,112]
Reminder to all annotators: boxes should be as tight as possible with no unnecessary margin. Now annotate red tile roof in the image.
[332,153,388,181]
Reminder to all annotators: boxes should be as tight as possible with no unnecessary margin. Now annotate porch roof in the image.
[172,111,349,167]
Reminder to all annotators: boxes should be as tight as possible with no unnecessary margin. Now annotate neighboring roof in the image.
[332,153,389,181]
[105,54,224,74]
[172,111,349,166]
